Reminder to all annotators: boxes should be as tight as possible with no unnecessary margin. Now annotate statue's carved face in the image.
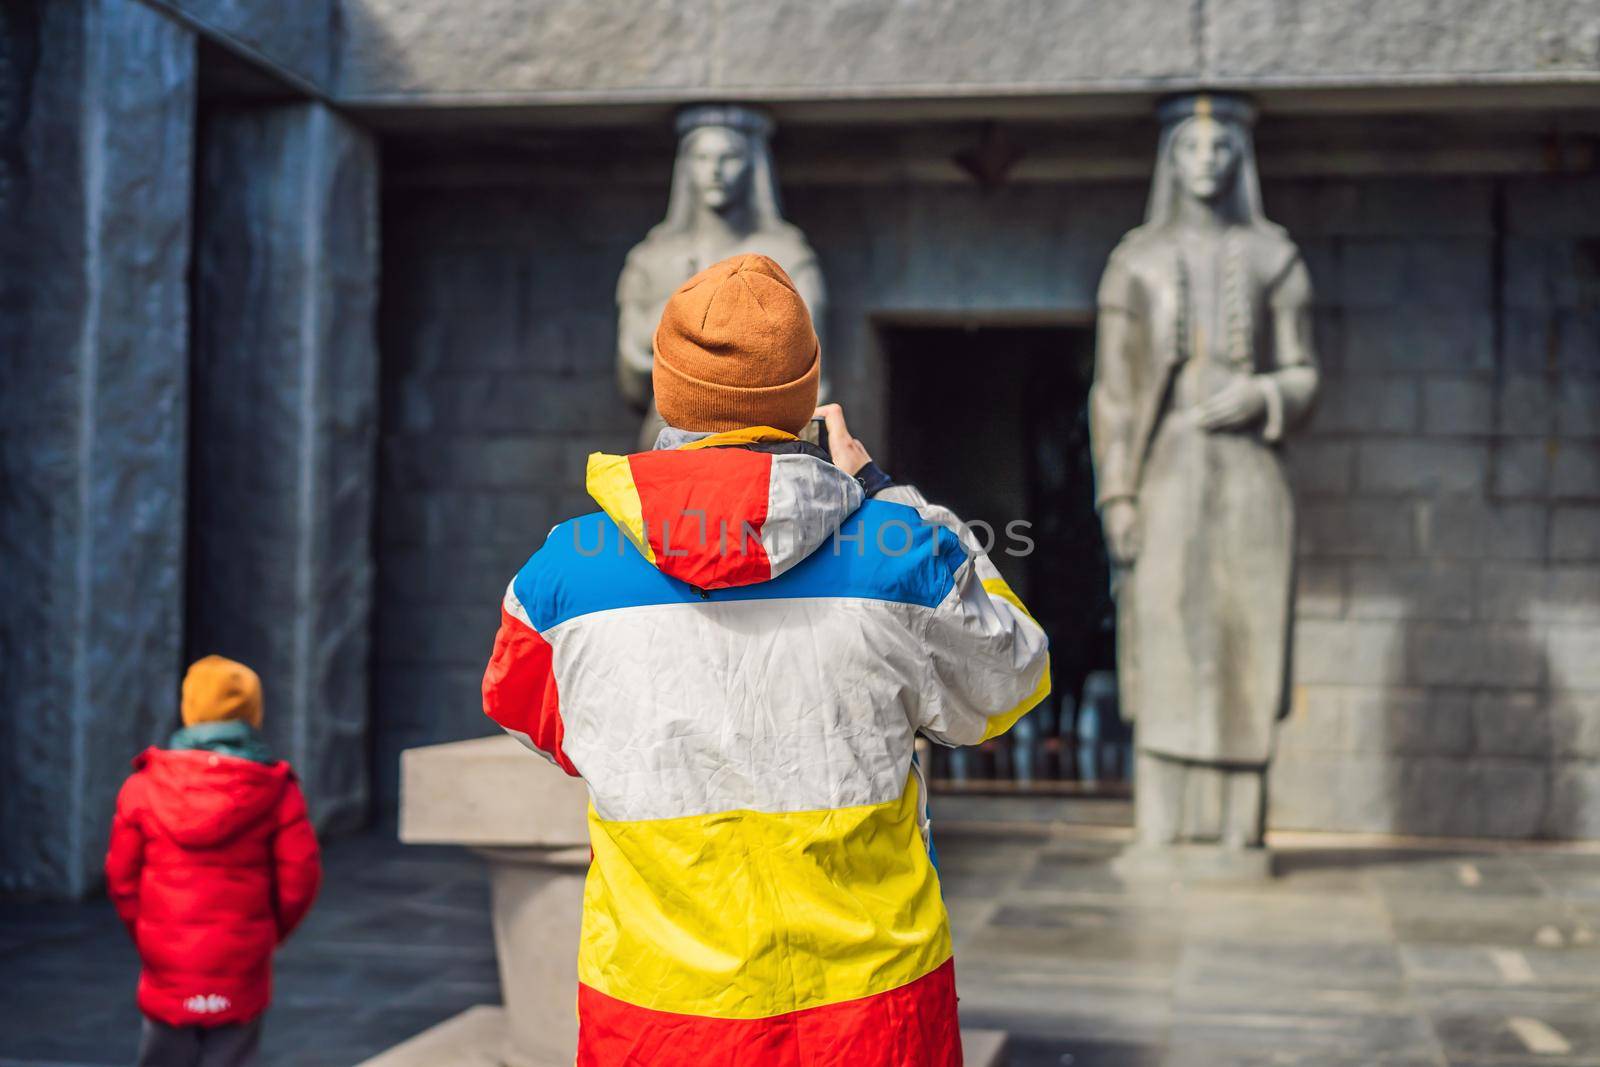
[1171,117,1242,204]
[684,126,754,213]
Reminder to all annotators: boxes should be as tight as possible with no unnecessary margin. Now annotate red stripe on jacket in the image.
[575,958,961,1067]
[483,606,579,775]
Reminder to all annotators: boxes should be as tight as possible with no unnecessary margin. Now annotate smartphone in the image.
[799,415,830,457]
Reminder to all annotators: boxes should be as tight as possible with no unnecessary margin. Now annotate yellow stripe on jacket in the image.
[579,772,951,1020]
[979,575,1053,741]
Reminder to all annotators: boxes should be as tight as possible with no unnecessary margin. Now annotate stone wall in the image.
[0,0,194,895]
[374,145,1600,838]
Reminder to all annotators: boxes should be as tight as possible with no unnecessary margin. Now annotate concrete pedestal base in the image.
[476,846,589,1067]
[1111,843,1276,884]
[357,1005,1010,1067]
[400,738,591,1066]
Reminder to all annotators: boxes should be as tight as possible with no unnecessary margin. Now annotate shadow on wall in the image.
[1387,498,1556,839]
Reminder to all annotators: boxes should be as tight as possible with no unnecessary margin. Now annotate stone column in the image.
[187,101,380,832]
[0,0,195,897]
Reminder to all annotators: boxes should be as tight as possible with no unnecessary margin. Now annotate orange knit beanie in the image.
[181,655,263,729]
[652,254,820,436]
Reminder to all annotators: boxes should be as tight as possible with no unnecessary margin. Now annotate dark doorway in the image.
[882,323,1122,792]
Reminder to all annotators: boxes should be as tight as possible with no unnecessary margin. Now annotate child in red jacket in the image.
[106,655,322,1067]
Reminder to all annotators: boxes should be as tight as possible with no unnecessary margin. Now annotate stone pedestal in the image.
[399,736,590,1067]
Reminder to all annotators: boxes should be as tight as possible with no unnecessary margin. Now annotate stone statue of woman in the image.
[616,104,827,448]
[1091,93,1319,853]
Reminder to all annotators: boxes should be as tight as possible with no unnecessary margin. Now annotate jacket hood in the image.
[586,425,864,590]
[134,747,292,847]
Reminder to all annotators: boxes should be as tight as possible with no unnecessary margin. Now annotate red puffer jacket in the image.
[105,748,322,1026]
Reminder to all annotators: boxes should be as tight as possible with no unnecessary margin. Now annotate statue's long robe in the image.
[1091,225,1317,766]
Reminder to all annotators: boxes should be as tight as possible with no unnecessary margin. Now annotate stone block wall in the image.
[1270,174,1600,839]
[372,184,652,804]
[374,148,1600,839]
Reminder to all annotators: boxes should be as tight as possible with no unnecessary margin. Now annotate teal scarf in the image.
[168,720,274,764]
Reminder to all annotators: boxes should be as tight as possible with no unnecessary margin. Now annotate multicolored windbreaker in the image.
[482,426,1050,1066]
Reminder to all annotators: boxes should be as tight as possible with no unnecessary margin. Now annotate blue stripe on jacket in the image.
[514,499,968,632]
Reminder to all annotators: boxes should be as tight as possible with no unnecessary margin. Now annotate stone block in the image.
[1498,376,1555,436]
[1470,689,1551,758]
[1276,684,1351,752]
[1305,375,1419,435]
[1299,499,1416,558]
[1347,560,1474,621]
[1554,311,1600,380]
[1285,440,1354,495]
[0,0,193,897]
[1551,442,1600,499]
[1503,238,1596,310]
[1277,179,1494,240]
[1357,441,1488,495]
[1421,378,1494,436]
[1295,562,1347,620]
[1550,693,1600,758]
[1367,688,1474,759]
[1407,623,1545,688]
[1551,507,1600,561]
[1545,762,1600,839]
[1557,383,1600,438]
[1505,175,1600,237]
[1267,751,1399,834]
[1418,497,1546,561]
[1343,310,1494,375]
[1292,619,1403,687]
[1399,757,1548,839]
[1491,439,1551,498]
[1339,239,1491,310]
[1335,239,1408,309]
[378,607,497,668]
[1477,564,1600,626]
[1501,309,1561,378]
[188,102,380,833]
[1548,625,1600,690]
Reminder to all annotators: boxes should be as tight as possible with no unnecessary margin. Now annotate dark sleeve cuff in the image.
[854,461,897,498]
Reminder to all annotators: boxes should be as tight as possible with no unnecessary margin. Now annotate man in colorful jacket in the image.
[482,253,1050,1066]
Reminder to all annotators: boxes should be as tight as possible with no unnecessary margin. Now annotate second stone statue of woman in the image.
[1091,93,1320,854]
[616,105,827,449]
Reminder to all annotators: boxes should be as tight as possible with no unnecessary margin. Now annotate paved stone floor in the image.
[3,798,1599,1066]
[0,833,496,1067]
